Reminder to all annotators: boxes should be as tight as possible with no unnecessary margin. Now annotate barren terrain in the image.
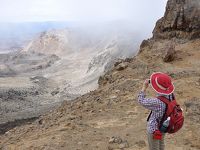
[0,0,200,149]
[0,38,200,150]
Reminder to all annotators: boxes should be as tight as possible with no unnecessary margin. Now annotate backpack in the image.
[157,95,184,134]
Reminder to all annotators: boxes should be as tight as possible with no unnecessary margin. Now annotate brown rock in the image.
[163,43,176,62]
[116,62,128,71]
[114,59,123,67]
[140,40,150,49]
[153,0,200,39]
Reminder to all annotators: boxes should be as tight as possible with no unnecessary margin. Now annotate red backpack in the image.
[157,96,184,134]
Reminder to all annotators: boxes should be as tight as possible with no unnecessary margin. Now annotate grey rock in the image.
[119,141,129,149]
[109,136,123,144]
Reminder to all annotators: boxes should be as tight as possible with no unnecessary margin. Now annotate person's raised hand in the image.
[142,79,150,92]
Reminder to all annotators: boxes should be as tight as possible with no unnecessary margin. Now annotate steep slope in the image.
[1,40,200,150]
[0,0,200,150]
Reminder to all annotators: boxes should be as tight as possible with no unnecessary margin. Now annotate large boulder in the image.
[163,43,176,62]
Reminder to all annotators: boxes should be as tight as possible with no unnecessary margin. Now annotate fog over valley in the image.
[0,0,167,133]
[0,0,167,53]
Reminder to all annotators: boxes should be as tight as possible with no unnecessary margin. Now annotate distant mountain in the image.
[23,25,141,55]
[0,23,143,124]
[0,22,70,52]
[22,24,142,95]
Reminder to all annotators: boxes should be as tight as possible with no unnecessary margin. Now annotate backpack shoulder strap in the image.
[147,111,152,122]
[157,96,170,105]
[158,96,178,116]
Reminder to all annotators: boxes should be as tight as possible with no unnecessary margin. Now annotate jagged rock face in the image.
[153,0,200,39]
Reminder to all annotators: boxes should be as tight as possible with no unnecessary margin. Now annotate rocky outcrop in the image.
[139,0,200,63]
[153,0,200,39]
[162,42,176,62]
[23,30,72,56]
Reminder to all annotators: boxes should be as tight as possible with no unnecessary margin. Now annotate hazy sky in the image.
[0,0,167,23]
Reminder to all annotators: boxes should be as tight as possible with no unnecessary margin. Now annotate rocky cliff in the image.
[153,0,200,39]
[140,0,200,63]
[0,0,200,150]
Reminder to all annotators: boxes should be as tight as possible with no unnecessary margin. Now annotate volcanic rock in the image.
[163,43,176,62]
[153,0,200,39]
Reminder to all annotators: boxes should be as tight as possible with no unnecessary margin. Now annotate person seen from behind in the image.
[138,72,184,150]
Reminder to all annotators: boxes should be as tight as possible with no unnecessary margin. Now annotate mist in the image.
[0,0,167,53]
[0,0,167,22]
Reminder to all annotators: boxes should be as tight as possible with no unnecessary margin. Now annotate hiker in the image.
[138,72,183,150]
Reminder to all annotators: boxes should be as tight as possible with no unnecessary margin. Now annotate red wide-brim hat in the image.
[150,72,175,95]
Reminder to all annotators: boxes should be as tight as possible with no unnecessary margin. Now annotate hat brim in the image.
[150,72,175,95]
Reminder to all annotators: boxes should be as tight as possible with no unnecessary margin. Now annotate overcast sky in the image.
[0,0,167,23]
